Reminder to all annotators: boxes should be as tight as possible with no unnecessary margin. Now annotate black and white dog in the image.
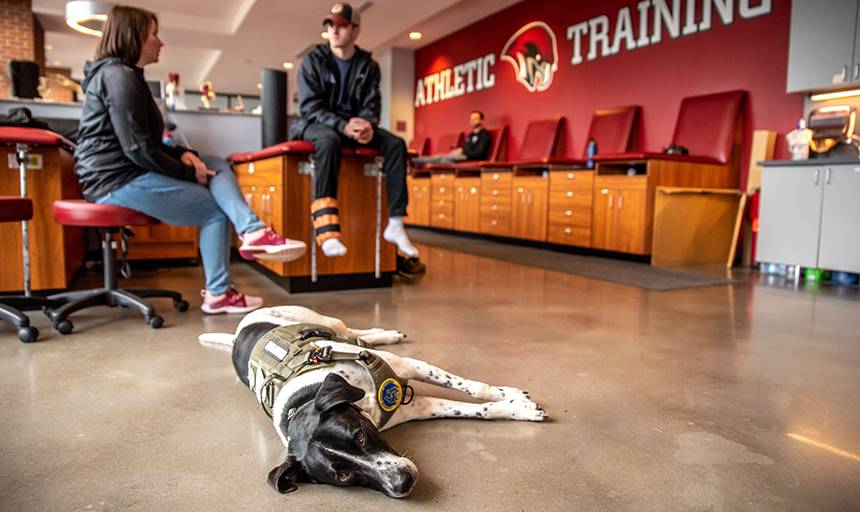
[199,306,547,498]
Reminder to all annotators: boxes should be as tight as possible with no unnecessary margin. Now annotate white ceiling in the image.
[33,0,522,97]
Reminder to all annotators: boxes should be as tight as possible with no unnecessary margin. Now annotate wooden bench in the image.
[227,141,395,292]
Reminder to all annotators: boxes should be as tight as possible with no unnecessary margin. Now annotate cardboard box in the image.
[651,187,744,267]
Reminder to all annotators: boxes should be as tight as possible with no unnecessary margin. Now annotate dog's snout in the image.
[390,469,416,497]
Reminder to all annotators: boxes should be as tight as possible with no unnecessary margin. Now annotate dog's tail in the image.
[197,332,237,347]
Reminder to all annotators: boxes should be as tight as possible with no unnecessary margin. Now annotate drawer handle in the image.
[567,173,574,179]
[439,214,445,219]
[439,200,445,205]
[249,162,255,174]
[439,187,445,193]
[493,174,499,180]
[566,191,573,197]
[492,205,498,211]
[492,190,499,196]
[618,195,623,210]
[565,210,572,216]
[471,187,477,194]
[491,220,497,226]
[564,228,572,234]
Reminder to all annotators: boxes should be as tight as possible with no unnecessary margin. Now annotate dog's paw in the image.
[489,386,531,402]
[360,329,406,346]
[485,399,548,422]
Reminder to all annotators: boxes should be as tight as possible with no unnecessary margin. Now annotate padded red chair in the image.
[0,196,62,342]
[408,137,430,157]
[487,107,641,169]
[425,125,510,172]
[49,200,189,334]
[594,90,746,167]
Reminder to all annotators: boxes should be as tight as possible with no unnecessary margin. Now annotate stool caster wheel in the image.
[55,320,73,335]
[18,326,39,343]
[174,299,189,312]
[148,315,163,329]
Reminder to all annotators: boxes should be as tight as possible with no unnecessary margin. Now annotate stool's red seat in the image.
[53,199,160,227]
[0,196,63,342]
[48,200,188,334]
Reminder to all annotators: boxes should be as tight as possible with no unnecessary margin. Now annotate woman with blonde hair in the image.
[74,5,304,314]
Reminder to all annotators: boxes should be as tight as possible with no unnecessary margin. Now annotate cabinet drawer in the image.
[481,198,511,216]
[548,205,592,227]
[549,170,593,188]
[481,214,511,236]
[547,223,591,247]
[233,157,284,186]
[549,187,593,208]
[431,173,456,200]
[430,201,455,228]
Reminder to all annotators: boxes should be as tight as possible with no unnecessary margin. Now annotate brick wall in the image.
[43,67,76,103]
[1,0,38,98]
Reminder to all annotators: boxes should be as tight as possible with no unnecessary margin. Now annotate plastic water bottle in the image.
[586,138,597,169]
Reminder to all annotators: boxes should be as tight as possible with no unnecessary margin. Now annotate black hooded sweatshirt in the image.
[74,58,195,202]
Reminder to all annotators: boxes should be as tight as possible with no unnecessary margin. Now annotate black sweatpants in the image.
[302,122,409,217]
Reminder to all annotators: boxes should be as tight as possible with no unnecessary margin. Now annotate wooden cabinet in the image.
[124,224,199,260]
[430,172,455,229]
[0,144,83,292]
[405,175,430,226]
[787,0,860,93]
[592,175,648,254]
[240,184,283,274]
[547,170,593,247]
[480,170,512,236]
[454,177,481,232]
[232,152,395,291]
[511,175,548,242]
[758,162,860,273]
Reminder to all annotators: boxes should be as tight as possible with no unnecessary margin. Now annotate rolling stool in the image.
[0,196,63,342]
[49,200,189,334]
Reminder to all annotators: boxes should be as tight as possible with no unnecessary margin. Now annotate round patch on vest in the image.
[377,378,402,412]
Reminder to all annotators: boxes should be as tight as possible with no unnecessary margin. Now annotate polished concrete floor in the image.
[1,243,859,511]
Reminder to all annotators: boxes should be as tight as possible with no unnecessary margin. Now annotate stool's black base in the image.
[43,229,188,335]
[48,287,189,334]
[0,295,64,342]
[248,261,394,293]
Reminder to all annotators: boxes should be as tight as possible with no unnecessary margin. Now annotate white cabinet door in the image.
[757,166,825,267]
[787,0,860,92]
[818,164,860,273]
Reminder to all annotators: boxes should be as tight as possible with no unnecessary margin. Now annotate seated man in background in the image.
[412,111,491,166]
[290,2,418,261]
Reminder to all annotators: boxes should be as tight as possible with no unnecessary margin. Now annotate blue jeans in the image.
[96,155,265,295]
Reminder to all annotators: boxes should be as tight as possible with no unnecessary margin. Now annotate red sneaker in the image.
[201,288,263,314]
[239,228,307,262]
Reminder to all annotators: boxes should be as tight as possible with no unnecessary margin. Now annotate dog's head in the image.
[268,373,418,498]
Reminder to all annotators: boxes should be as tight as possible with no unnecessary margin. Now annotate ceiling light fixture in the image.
[65,1,114,37]
[283,62,294,70]
[409,32,422,40]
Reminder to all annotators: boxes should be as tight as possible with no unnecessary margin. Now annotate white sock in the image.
[321,238,347,257]
[383,217,418,257]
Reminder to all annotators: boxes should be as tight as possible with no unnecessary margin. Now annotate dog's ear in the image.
[267,456,306,494]
[315,373,365,412]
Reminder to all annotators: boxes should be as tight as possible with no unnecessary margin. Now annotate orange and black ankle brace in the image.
[311,197,341,245]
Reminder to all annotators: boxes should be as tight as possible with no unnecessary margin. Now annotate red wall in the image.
[414,0,802,183]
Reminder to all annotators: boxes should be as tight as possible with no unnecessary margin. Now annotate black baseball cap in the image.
[324,3,360,27]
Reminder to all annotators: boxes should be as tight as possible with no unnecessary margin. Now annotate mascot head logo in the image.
[501,22,558,93]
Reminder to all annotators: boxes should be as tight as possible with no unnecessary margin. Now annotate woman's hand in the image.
[181,151,216,185]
